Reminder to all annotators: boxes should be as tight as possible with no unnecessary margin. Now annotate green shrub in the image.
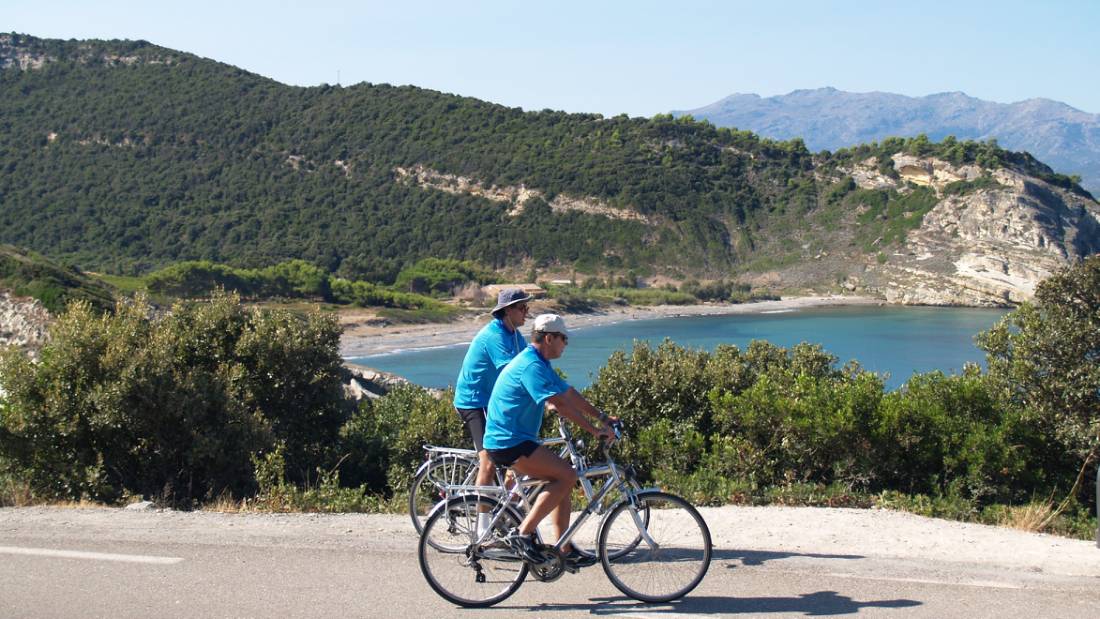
[875,488,980,522]
[336,385,466,496]
[585,339,859,484]
[680,280,751,302]
[329,277,448,312]
[145,261,263,297]
[978,255,1100,511]
[850,186,940,251]
[260,260,333,300]
[763,482,874,508]
[248,443,385,513]
[393,258,494,296]
[550,288,600,313]
[584,338,1062,514]
[941,175,1004,196]
[0,291,349,505]
[873,368,1035,503]
[710,366,884,489]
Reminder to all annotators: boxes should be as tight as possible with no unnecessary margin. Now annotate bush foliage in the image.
[0,291,350,504]
[978,255,1100,508]
[143,259,453,314]
[2,259,1098,539]
[581,339,1050,509]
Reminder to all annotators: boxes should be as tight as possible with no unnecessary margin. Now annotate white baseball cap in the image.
[532,313,569,336]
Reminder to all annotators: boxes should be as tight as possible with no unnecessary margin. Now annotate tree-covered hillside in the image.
[0,34,1092,281]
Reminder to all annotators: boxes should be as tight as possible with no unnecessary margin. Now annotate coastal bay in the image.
[344,297,1007,390]
[339,295,883,358]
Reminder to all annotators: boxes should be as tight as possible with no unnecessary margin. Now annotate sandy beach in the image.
[340,295,883,358]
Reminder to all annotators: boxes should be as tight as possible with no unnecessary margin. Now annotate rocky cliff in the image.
[845,156,1100,306]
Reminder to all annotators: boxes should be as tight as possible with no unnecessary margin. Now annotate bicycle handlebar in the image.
[554,415,624,453]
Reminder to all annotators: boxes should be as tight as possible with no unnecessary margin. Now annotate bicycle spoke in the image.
[409,455,477,534]
[599,492,711,603]
[419,495,528,607]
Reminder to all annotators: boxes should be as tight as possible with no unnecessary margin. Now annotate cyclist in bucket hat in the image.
[453,288,533,534]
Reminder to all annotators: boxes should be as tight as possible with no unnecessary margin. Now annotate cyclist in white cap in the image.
[482,313,614,570]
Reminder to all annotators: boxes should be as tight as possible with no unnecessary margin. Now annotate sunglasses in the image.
[557,333,569,344]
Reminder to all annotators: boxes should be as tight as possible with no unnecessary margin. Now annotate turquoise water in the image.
[349,306,1008,391]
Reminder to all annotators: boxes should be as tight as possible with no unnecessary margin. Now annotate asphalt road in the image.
[1,506,1098,618]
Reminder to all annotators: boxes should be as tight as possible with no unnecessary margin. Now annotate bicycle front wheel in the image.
[409,454,478,534]
[419,494,528,608]
[572,475,648,560]
[598,491,711,603]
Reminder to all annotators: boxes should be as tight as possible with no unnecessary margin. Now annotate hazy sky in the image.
[8,0,1100,116]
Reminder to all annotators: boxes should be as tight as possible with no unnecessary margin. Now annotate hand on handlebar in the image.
[593,414,622,443]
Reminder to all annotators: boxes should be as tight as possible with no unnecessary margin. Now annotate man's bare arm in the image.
[546,390,612,437]
[545,392,603,435]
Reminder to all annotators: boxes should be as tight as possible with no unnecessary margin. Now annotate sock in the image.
[477,512,491,537]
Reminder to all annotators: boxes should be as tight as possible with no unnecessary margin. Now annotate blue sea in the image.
[348,305,1008,391]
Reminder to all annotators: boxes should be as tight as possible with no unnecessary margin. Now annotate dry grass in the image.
[998,501,1055,533]
[0,489,103,509]
[41,499,107,509]
[201,492,247,513]
[0,476,34,507]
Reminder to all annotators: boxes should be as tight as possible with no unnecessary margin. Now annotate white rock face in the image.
[842,157,899,191]
[393,165,651,223]
[891,154,983,191]
[0,291,51,358]
[869,160,1100,306]
[845,155,985,194]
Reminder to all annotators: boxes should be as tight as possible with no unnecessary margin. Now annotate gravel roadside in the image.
[4,504,1098,579]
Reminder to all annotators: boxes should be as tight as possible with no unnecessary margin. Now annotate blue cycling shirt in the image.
[453,318,526,409]
[483,345,570,450]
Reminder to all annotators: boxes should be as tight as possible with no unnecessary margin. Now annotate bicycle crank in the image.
[528,545,565,583]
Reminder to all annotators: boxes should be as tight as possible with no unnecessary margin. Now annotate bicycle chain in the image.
[528,545,566,582]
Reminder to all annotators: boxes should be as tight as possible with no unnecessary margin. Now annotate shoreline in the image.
[340,294,884,358]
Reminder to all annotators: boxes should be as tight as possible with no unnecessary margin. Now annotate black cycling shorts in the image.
[455,407,487,452]
[486,440,540,467]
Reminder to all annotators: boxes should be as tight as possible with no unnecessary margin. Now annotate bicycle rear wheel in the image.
[409,454,478,534]
[598,491,711,603]
[419,494,528,608]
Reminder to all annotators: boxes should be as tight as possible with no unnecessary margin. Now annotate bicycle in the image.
[409,418,643,550]
[417,420,712,607]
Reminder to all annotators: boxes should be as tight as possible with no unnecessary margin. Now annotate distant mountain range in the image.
[673,87,1100,195]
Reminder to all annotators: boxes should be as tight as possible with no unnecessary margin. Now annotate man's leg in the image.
[475,449,494,486]
[511,446,577,548]
[458,408,495,530]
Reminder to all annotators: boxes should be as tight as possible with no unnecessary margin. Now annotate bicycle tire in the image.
[409,454,478,535]
[419,494,529,608]
[598,491,711,603]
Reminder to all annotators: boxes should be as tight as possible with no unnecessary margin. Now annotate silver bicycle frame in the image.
[451,431,658,552]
